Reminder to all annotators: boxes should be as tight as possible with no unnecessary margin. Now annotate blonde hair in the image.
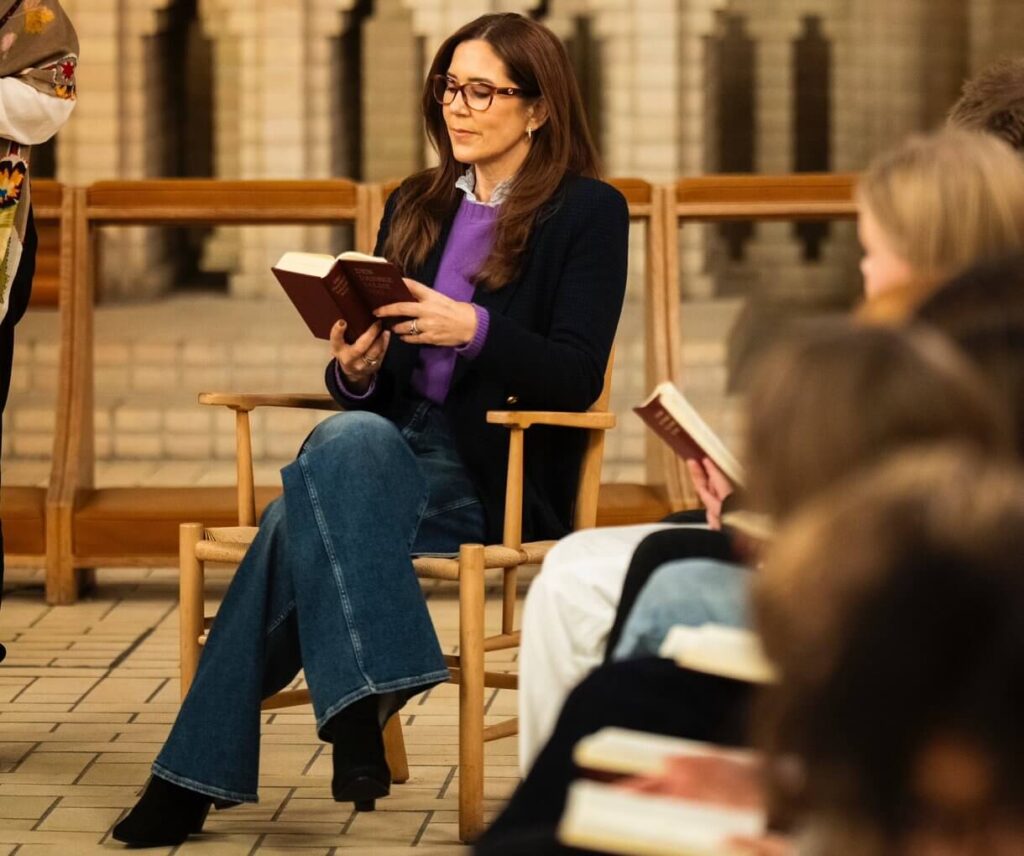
[858,130,1024,289]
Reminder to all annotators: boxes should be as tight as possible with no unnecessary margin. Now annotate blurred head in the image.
[949,57,1024,153]
[744,321,1010,521]
[857,130,1024,298]
[756,447,1024,856]
[915,253,1024,456]
[384,13,600,290]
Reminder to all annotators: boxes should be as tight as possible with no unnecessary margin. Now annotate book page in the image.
[652,383,745,485]
[559,779,763,856]
[659,624,776,685]
[574,727,754,777]
[273,251,336,278]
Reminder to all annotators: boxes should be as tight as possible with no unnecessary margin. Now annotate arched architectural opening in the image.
[564,14,603,154]
[151,0,220,289]
[334,0,374,181]
[707,11,755,265]
[793,14,832,260]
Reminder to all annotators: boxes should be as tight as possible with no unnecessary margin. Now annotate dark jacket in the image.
[325,174,629,542]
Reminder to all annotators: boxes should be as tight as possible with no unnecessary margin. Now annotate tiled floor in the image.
[0,565,528,854]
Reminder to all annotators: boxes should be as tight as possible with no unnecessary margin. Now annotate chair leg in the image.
[383,714,410,784]
[458,543,486,843]
[179,523,205,700]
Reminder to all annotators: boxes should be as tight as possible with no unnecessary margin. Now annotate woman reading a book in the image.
[516,129,1024,772]
[114,12,628,848]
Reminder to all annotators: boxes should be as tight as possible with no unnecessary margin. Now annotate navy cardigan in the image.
[325,174,629,543]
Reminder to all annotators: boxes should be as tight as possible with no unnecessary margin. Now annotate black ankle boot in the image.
[112,775,211,847]
[324,695,391,811]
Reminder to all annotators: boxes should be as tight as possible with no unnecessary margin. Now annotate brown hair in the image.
[755,447,1024,849]
[949,56,1024,153]
[744,321,1010,521]
[915,252,1024,456]
[857,130,1024,291]
[382,13,601,290]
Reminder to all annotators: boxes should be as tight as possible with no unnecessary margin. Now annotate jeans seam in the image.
[420,495,482,521]
[265,600,295,636]
[316,668,451,732]
[298,454,372,683]
[152,762,258,804]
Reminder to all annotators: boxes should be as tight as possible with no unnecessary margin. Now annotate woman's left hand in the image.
[374,279,478,347]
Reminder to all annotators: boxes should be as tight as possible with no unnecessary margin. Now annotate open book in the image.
[574,727,755,778]
[272,251,413,343]
[659,624,776,685]
[634,382,745,487]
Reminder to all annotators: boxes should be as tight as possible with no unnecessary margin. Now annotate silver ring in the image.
[409,318,420,336]
[362,356,379,367]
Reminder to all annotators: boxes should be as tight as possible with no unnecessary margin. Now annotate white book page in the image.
[338,250,391,264]
[559,779,764,856]
[273,252,335,277]
[659,624,776,685]
[574,727,753,777]
[647,382,746,486]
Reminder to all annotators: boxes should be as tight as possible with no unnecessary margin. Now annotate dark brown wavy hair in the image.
[382,13,601,290]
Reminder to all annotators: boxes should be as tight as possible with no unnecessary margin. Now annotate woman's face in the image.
[441,39,538,178]
[858,203,916,298]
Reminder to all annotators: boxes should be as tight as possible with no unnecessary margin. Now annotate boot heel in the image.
[354,799,376,812]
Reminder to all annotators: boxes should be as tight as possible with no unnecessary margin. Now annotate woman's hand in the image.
[622,754,763,810]
[330,319,390,393]
[686,456,735,530]
[374,279,478,347]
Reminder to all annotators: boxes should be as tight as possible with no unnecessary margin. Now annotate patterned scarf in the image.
[0,0,77,323]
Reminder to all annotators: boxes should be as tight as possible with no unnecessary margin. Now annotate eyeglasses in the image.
[431,74,535,112]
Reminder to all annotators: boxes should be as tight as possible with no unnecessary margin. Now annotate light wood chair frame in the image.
[48,180,374,603]
[661,172,859,504]
[180,355,615,841]
[0,181,76,570]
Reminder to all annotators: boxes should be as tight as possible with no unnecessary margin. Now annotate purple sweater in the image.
[336,197,496,404]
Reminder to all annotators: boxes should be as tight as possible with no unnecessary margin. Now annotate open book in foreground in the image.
[272,251,413,343]
[659,624,776,685]
[634,382,746,487]
[574,726,756,778]
[559,777,764,856]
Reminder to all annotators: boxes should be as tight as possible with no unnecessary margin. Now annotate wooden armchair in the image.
[179,359,615,842]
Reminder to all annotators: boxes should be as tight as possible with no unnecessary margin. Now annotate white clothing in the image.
[0,76,75,145]
[518,522,700,773]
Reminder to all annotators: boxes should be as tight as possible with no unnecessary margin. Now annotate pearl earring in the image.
[527,125,533,141]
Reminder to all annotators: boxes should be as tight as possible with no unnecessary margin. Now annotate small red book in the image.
[272,251,413,344]
[634,381,746,487]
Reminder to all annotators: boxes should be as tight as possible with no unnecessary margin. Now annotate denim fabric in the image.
[611,559,751,661]
[153,401,485,803]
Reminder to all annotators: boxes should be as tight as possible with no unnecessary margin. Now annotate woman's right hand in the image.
[330,319,390,393]
[686,456,735,530]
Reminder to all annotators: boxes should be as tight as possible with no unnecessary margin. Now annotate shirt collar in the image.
[456,168,511,207]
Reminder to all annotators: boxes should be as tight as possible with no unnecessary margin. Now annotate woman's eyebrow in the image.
[445,72,497,85]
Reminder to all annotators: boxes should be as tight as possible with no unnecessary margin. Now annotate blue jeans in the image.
[611,559,750,661]
[153,401,485,803]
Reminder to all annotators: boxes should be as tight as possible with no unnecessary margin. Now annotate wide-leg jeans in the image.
[153,400,486,803]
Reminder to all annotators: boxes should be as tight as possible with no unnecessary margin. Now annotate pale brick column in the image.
[57,0,179,299]
[198,0,360,299]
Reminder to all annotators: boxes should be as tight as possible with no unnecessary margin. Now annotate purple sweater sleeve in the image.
[454,306,490,360]
[333,360,376,400]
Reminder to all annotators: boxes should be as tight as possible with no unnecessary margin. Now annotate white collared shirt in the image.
[456,168,510,207]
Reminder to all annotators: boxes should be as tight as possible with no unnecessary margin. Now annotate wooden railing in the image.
[0,174,860,603]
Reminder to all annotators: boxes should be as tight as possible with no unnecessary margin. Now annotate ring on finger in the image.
[362,355,379,367]
[409,318,420,336]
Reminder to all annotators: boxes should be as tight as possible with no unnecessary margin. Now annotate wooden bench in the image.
[47,180,373,603]
[1,180,75,568]
[661,173,859,503]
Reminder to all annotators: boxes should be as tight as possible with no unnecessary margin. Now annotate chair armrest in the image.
[486,410,616,430]
[198,392,343,412]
